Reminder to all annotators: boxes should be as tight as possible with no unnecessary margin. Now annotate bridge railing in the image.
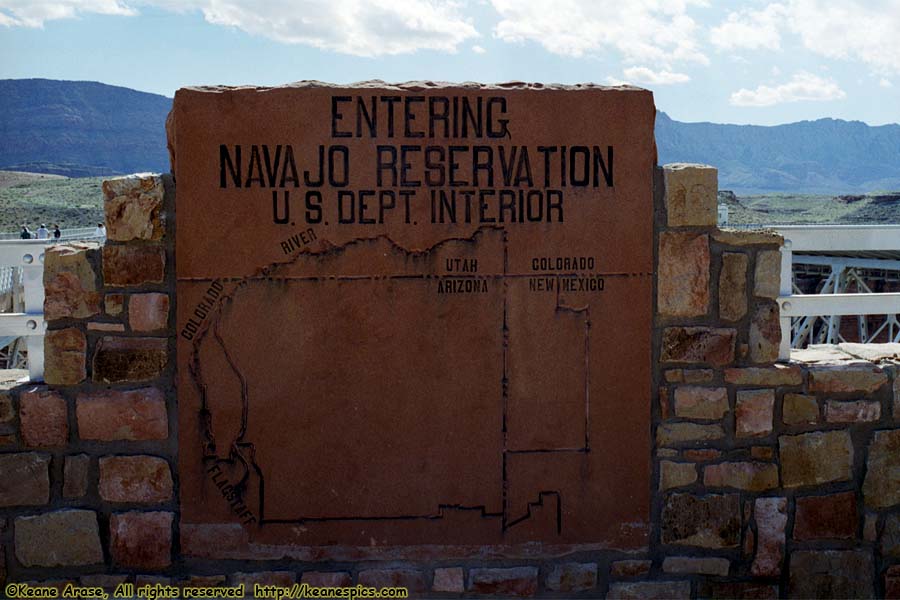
[0,240,52,381]
[774,225,900,360]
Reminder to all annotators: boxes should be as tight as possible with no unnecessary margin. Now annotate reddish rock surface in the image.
[44,328,87,385]
[110,511,173,568]
[468,567,538,597]
[76,387,168,441]
[0,452,50,507]
[19,388,68,447]
[658,232,710,317]
[544,562,597,592]
[661,327,736,365]
[358,569,426,592]
[751,496,787,576]
[93,336,168,383]
[735,389,774,437]
[129,293,169,332]
[794,492,858,540]
[103,245,165,286]
[99,455,173,503]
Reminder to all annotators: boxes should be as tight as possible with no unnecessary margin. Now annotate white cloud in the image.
[710,1,900,75]
[880,78,893,88]
[730,72,846,107]
[709,3,786,51]
[788,0,900,74]
[0,0,479,56]
[491,0,708,66]
[472,44,486,53]
[611,66,690,86]
[0,0,135,27]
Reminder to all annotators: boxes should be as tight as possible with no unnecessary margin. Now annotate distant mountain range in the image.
[656,111,900,194]
[0,79,170,177]
[1,79,899,194]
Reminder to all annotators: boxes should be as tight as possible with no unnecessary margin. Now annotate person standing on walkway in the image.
[19,226,31,239]
[35,224,49,240]
[53,225,61,240]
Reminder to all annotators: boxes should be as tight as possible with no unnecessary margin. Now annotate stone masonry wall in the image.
[0,166,897,598]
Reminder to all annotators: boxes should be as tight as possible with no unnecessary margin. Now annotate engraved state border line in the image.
[177,271,654,282]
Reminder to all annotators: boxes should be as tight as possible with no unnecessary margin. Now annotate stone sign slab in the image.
[170,81,655,552]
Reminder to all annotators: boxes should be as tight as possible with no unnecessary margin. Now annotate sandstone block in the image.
[825,399,881,423]
[658,232,710,317]
[62,454,90,498]
[608,581,691,600]
[468,567,538,596]
[0,391,13,423]
[110,511,172,568]
[725,364,803,386]
[93,336,168,383]
[780,430,853,488]
[180,523,248,558]
[129,293,169,332]
[674,386,728,420]
[882,513,900,558]
[782,394,818,425]
[230,572,296,587]
[76,387,168,441]
[359,569,425,592]
[0,452,49,506]
[662,556,729,576]
[544,562,596,592]
[788,550,873,599]
[79,575,128,590]
[431,568,464,593]
[704,462,778,491]
[683,368,714,383]
[301,572,352,588]
[894,372,900,420]
[661,493,741,548]
[44,328,86,385]
[661,327,736,366]
[683,448,722,462]
[99,455,173,503]
[751,445,775,460]
[609,560,651,578]
[886,565,900,600]
[794,492,857,540]
[719,252,748,321]
[736,389,774,437]
[103,245,165,286]
[19,388,67,447]
[663,163,717,227]
[657,422,725,446]
[862,428,900,509]
[754,250,781,299]
[808,364,887,393]
[102,174,165,241]
[87,322,125,332]
[749,302,780,363]
[14,510,103,567]
[713,229,783,247]
[751,496,787,576]
[43,242,101,320]
[660,460,697,490]
[105,293,124,316]
[697,582,777,599]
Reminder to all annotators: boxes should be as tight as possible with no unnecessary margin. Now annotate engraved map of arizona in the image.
[172,82,655,550]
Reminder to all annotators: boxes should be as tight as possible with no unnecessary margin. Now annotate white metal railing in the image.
[0,240,50,380]
[0,227,102,241]
[775,225,900,360]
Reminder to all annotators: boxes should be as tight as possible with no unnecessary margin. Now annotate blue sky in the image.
[1,0,899,126]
